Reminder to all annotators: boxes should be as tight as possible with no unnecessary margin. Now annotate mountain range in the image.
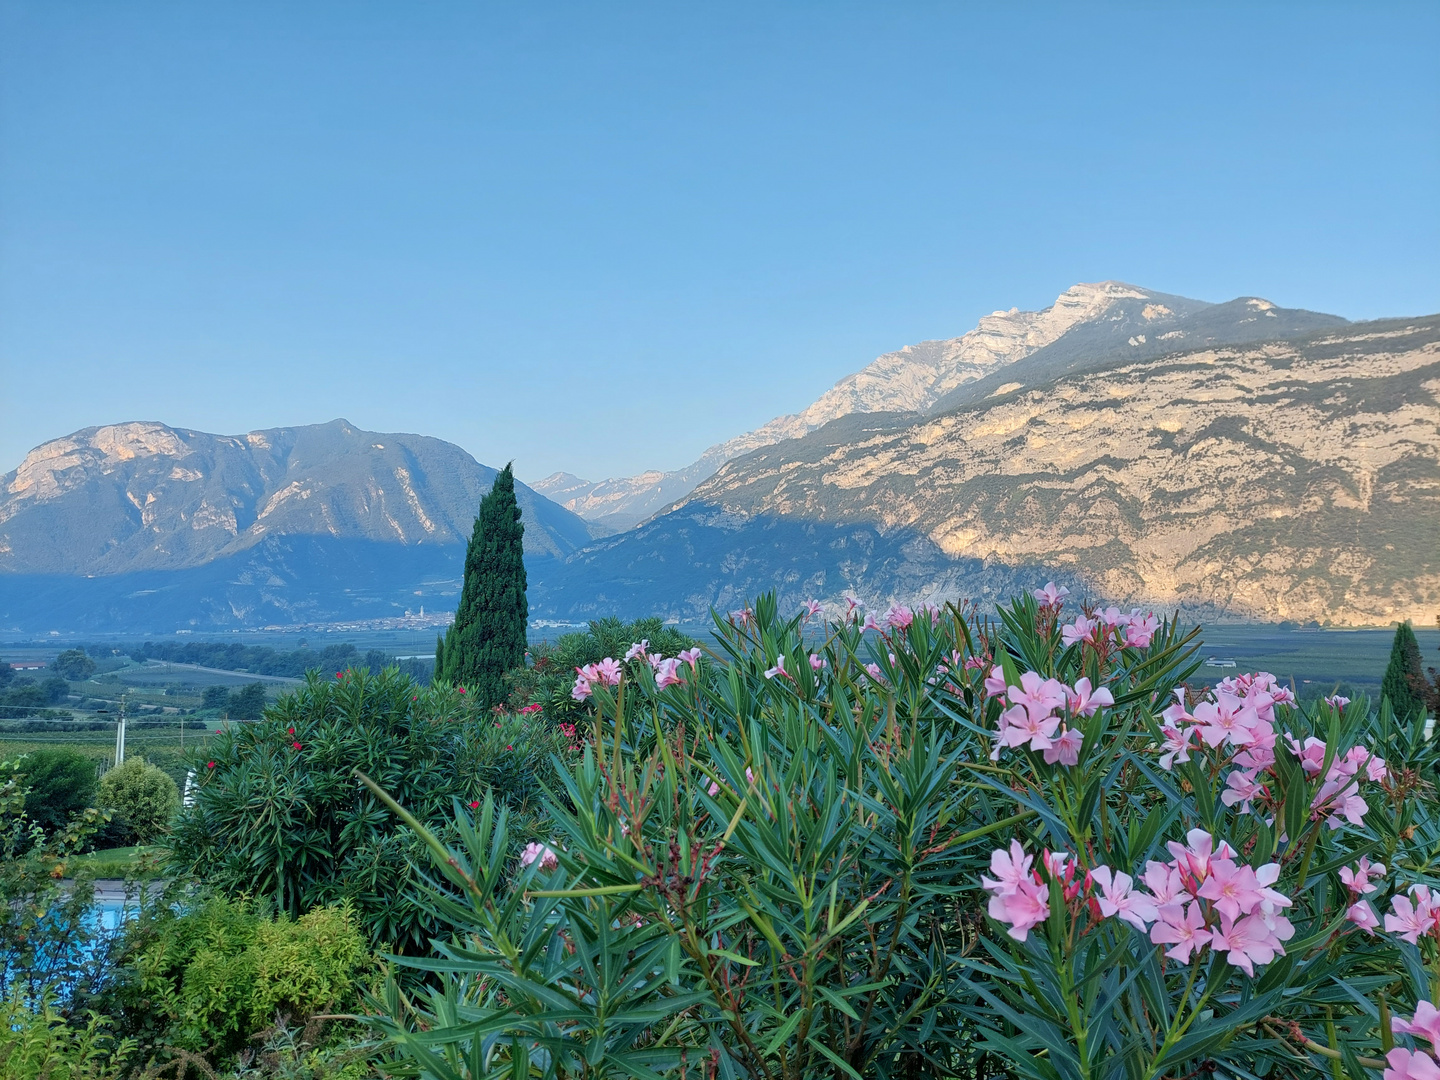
[3,282,1436,632]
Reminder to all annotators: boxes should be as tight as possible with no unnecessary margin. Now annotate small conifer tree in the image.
[1382,620,1426,721]
[438,464,528,708]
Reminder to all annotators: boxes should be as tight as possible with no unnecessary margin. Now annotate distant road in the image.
[134,660,304,685]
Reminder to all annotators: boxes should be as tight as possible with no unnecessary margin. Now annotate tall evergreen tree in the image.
[438,464,528,708]
[1382,620,1426,721]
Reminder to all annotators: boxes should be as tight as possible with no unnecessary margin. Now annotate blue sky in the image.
[2,2,1437,483]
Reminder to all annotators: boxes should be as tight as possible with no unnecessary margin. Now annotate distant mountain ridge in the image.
[0,420,595,631]
[527,315,1439,626]
[533,282,1347,530]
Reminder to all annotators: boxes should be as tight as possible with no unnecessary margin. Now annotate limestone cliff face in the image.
[535,281,1338,530]
[679,318,1440,625]
[0,420,594,575]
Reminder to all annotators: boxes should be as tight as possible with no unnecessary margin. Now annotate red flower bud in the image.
[291,741,302,750]
[206,761,216,768]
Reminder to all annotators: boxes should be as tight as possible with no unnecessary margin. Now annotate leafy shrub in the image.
[368,590,1440,1079]
[97,757,179,845]
[0,986,134,1080]
[15,746,98,835]
[170,666,575,951]
[110,894,369,1064]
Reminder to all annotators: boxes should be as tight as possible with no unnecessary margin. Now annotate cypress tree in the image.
[433,633,446,682]
[1382,620,1425,721]
[439,464,528,708]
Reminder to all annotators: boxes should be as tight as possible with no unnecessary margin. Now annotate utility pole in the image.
[114,693,127,766]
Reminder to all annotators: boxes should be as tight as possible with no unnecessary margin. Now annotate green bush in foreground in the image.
[17,746,98,835]
[97,758,179,846]
[0,987,134,1080]
[108,894,370,1063]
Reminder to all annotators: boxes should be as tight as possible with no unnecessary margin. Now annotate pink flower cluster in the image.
[1060,606,1161,650]
[1336,856,1385,932]
[1389,1003,1440,1079]
[986,670,1113,766]
[1157,673,1384,830]
[519,841,559,872]
[1386,884,1440,945]
[572,644,703,701]
[982,830,1295,977]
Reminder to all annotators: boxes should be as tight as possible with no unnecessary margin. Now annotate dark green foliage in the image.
[228,681,267,721]
[17,747,98,834]
[1383,619,1427,720]
[201,685,230,710]
[438,463,528,708]
[41,676,69,704]
[52,649,97,681]
[0,658,12,687]
[433,632,445,677]
[169,667,572,951]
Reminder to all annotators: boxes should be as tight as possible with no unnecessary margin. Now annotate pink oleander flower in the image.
[1066,677,1114,717]
[1387,887,1440,944]
[983,666,1008,699]
[705,778,721,797]
[1393,1002,1440,1048]
[864,662,884,682]
[1043,725,1084,767]
[988,876,1051,941]
[885,603,914,629]
[730,608,753,627]
[654,658,685,688]
[1192,693,1257,748]
[1160,687,1194,727]
[1061,616,1098,647]
[1149,901,1211,963]
[1166,828,1233,887]
[596,658,623,686]
[624,640,650,661]
[1197,859,1264,921]
[808,653,826,671]
[1325,694,1351,709]
[801,599,824,619]
[1142,861,1189,905]
[1209,913,1285,977]
[980,840,1034,896]
[1221,768,1262,812]
[1339,861,1383,895]
[843,597,860,619]
[861,614,887,633]
[999,703,1060,752]
[571,676,592,702]
[678,647,702,670]
[1290,735,1328,776]
[1098,606,1131,627]
[1008,671,1067,722]
[1124,613,1160,648]
[1158,725,1193,771]
[1032,581,1069,607]
[1384,1048,1440,1080]
[764,655,792,681]
[520,842,560,872]
[1348,900,1380,934]
[1092,866,1159,931]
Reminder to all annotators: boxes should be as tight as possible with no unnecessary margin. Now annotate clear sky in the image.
[2,2,1437,483]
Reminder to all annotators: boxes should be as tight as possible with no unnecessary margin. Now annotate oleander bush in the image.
[367,589,1440,1080]
[168,666,577,952]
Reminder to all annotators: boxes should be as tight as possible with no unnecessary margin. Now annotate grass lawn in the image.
[67,845,170,880]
